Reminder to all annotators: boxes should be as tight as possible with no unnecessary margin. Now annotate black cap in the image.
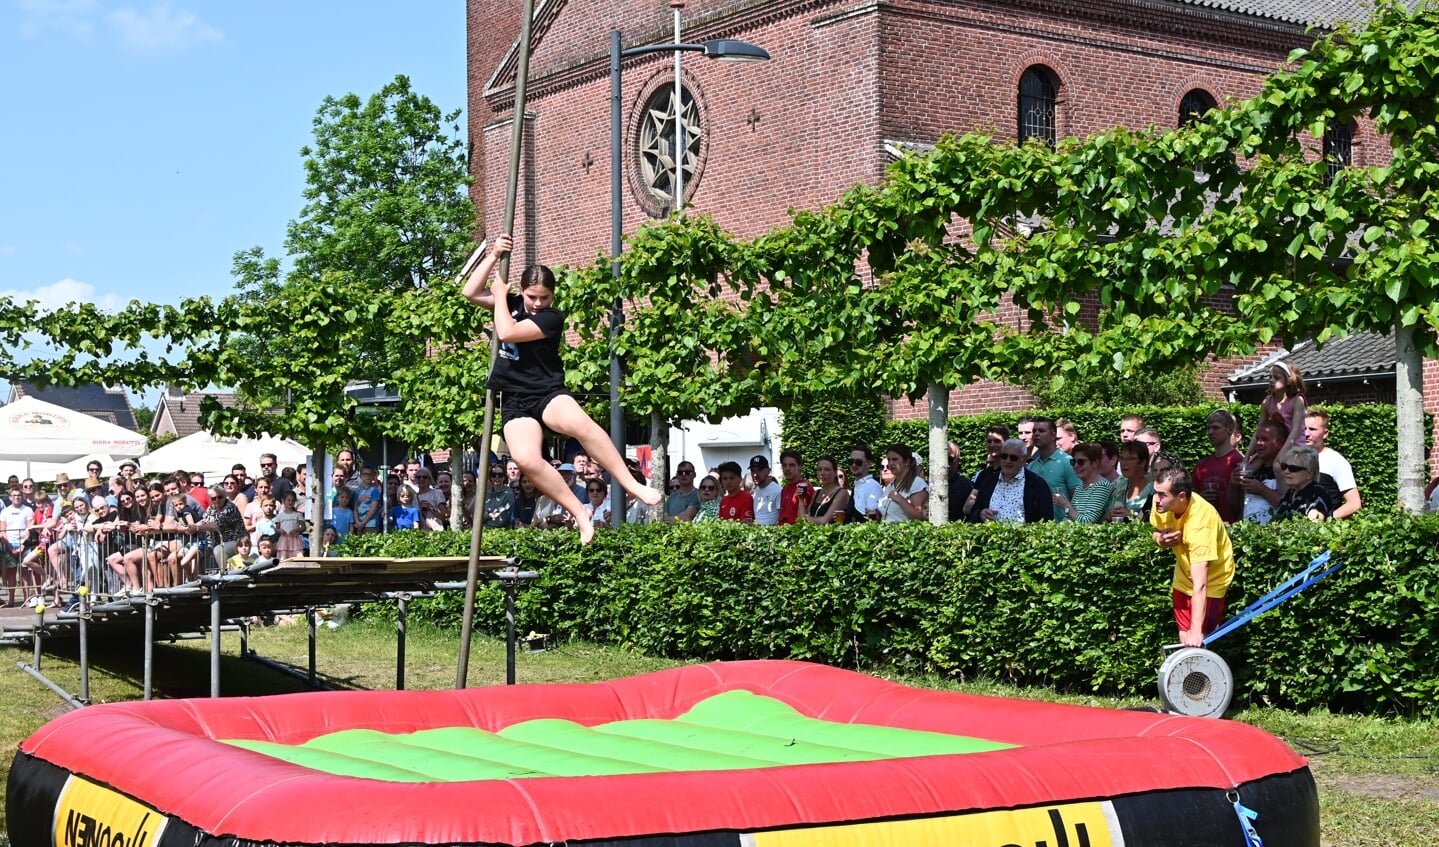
[749,454,770,468]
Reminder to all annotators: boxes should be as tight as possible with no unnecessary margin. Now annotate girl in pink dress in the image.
[273,491,306,561]
[1248,361,1307,461]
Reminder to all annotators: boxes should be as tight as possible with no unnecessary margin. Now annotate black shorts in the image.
[501,388,572,425]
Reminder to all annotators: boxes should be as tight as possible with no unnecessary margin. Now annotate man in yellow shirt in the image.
[1151,467,1235,647]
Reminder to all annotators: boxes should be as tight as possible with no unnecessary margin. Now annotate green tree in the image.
[1215,0,1439,510]
[213,75,475,546]
[1003,0,1439,508]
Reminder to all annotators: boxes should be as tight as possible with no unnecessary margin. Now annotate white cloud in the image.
[105,3,223,51]
[0,278,127,312]
[18,1,223,51]
[18,0,102,40]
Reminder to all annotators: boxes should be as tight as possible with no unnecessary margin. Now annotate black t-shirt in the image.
[489,293,566,394]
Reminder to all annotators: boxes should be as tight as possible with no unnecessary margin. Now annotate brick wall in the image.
[469,0,1326,266]
[470,0,1429,468]
[466,0,523,234]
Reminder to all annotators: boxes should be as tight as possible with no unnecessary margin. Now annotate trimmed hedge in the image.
[876,403,1420,509]
[345,513,1439,717]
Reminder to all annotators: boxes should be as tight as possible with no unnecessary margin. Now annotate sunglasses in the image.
[668,485,680,492]
[1280,462,1307,473]
[1072,458,1088,466]
[999,453,1024,461]
[699,485,717,491]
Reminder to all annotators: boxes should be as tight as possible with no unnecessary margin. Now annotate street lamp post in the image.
[608,31,770,525]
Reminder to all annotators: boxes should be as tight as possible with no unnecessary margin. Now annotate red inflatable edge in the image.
[18,659,1307,845]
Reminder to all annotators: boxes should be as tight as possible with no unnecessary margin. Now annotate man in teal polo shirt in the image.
[1028,418,1080,521]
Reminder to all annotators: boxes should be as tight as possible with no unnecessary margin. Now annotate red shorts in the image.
[1173,590,1226,635]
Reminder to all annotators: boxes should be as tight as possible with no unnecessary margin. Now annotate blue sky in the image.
[0,0,468,316]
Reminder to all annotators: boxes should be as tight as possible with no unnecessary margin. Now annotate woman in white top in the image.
[583,480,611,526]
[879,444,929,522]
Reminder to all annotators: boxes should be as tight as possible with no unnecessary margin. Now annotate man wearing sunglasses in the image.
[967,439,1053,524]
[848,446,883,521]
[662,461,701,523]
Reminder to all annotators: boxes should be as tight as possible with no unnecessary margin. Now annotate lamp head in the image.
[701,38,770,61]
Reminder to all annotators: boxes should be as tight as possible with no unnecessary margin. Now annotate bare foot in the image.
[576,513,595,545]
[638,486,663,508]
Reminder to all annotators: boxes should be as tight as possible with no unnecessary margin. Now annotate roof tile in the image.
[1228,330,1396,386]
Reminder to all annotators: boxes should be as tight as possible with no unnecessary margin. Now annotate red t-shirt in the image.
[1192,450,1243,523]
[778,481,810,525]
[719,491,754,522]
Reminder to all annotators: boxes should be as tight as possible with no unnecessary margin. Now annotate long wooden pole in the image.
[457,0,536,688]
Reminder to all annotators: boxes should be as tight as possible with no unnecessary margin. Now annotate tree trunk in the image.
[450,440,464,529]
[928,383,949,525]
[651,410,668,499]
[309,442,326,554]
[1395,321,1426,512]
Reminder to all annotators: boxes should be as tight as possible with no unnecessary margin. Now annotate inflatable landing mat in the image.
[7,660,1318,847]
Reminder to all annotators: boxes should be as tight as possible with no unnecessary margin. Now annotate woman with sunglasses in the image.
[692,475,721,522]
[1107,440,1152,521]
[582,480,611,527]
[1272,445,1331,522]
[463,234,661,544]
[483,466,516,529]
[193,484,249,574]
[1052,443,1114,524]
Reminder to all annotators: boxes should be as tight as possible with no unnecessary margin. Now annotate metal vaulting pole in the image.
[458,0,536,689]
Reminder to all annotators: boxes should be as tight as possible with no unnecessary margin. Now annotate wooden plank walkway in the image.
[0,556,512,640]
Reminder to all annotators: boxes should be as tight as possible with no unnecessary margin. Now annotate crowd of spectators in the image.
[400,405,1363,535]
[0,403,1374,611]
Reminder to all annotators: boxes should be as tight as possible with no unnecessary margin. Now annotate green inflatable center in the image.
[225,690,1015,782]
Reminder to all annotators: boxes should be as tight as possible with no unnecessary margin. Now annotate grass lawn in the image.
[3,619,1436,846]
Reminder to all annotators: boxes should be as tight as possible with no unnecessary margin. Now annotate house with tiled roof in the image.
[7,382,139,431]
[1227,332,1398,407]
[149,385,237,439]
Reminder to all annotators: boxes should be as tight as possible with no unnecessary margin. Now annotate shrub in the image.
[345,513,1439,717]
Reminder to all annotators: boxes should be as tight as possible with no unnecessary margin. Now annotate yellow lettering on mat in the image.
[745,800,1122,847]
[53,775,170,847]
